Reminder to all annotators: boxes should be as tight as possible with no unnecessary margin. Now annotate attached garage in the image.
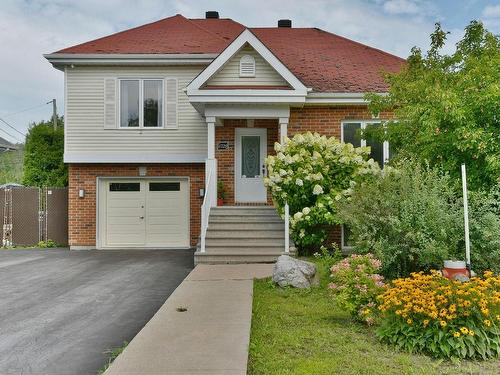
[98,178,189,249]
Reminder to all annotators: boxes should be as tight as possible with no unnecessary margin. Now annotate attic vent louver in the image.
[205,11,219,19]
[239,55,256,77]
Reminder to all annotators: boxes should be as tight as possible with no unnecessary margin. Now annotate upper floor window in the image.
[239,55,256,77]
[119,79,163,128]
[342,121,390,167]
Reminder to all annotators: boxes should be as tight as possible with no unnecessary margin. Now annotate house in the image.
[45,12,403,262]
[0,137,17,152]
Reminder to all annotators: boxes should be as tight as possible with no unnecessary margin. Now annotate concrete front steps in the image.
[195,206,295,264]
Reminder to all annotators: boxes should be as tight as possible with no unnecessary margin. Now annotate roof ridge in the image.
[313,27,406,62]
[53,14,187,54]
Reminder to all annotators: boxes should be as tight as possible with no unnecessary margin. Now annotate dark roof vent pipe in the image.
[278,19,292,28]
[205,11,219,19]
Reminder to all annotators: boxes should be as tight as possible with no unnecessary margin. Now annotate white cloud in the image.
[482,4,500,18]
[482,4,500,30]
[0,0,466,143]
[383,0,420,15]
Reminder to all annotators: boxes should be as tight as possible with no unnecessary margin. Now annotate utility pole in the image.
[47,99,57,130]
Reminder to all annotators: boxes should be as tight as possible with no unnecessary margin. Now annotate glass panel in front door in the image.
[241,136,260,178]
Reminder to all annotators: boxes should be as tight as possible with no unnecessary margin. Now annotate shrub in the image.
[469,186,500,274]
[23,118,66,187]
[377,271,500,360]
[264,132,379,251]
[338,160,464,278]
[329,254,385,325]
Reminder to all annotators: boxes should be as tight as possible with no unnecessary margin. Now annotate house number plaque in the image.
[217,141,230,150]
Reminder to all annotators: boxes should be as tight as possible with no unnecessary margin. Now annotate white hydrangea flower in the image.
[294,212,303,220]
[295,178,303,186]
[302,207,311,215]
[313,185,324,195]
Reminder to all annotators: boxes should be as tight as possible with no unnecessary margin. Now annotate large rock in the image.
[272,255,318,288]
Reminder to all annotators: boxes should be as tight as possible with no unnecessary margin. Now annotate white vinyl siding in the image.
[206,44,288,87]
[65,66,207,159]
[165,78,178,129]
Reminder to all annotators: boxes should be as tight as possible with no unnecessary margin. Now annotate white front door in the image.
[235,128,267,203]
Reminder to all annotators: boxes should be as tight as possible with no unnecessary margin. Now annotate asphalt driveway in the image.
[0,248,194,375]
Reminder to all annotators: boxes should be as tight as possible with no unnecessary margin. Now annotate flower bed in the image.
[377,271,500,359]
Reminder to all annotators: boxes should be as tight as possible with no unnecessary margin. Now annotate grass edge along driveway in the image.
[247,259,499,375]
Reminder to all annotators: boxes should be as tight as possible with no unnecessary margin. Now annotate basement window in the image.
[239,55,256,77]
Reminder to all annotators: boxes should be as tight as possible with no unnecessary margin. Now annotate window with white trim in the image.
[239,55,256,77]
[341,120,390,167]
[341,120,390,250]
[119,79,163,128]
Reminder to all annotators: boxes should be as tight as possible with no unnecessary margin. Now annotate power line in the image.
[1,103,49,118]
[0,117,26,137]
[0,126,23,144]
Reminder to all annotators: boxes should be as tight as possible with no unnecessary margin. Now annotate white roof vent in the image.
[239,54,256,77]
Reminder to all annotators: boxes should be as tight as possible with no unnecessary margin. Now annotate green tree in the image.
[366,21,500,190]
[23,116,67,187]
[0,147,24,184]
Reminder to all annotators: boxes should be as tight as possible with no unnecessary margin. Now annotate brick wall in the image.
[289,105,394,137]
[68,163,204,248]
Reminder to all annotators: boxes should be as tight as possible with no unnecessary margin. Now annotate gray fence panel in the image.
[46,187,68,246]
[11,187,40,246]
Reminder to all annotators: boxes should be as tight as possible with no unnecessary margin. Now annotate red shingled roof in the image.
[251,28,405,92]
[55,15,245,54]
[54,14,405,93]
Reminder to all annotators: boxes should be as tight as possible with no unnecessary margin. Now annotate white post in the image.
[461,164,471,268]
[206,117,216,159]
[284,202,290,254]
[279,117,288,144]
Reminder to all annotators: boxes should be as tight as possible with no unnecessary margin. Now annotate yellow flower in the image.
[423,319,430,327]
[484,319,491,327]
[407,319,413,325]
[469,330,475,336]
[453,332,461,338]
[496,315,500,321]
[481,308,490,316]
[440,320,447,327]
[460,327,469,335]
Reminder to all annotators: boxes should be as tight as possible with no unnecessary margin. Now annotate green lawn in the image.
[248,260,499,375]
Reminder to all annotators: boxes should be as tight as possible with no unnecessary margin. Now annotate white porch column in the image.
[279,117,289,144]
[206,116,217,207]
[206,116,216,159]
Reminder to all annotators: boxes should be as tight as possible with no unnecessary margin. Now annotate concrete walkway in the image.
[106,264,273,375]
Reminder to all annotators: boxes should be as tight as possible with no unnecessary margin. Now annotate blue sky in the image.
[0,0,499,144]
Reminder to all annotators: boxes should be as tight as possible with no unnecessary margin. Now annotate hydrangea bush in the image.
[377,271,500,359]
[329,254,385,325]
[264,132,379,250]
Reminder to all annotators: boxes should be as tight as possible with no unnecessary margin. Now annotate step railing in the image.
[200,159,217,253]
[284,202,290,254]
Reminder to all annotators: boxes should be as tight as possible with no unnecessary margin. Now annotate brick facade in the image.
[68,163,204,248]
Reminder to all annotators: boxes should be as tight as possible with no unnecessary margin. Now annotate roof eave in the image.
[44,53,218,70]
[305,91,388,105]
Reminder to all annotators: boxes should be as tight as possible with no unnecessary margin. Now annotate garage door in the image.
[99,179,189,248]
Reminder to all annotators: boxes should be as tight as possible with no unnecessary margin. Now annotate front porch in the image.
[197,105,293,263]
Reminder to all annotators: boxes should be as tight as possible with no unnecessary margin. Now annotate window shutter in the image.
[104,78,117,129]
[165,78,178,129]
